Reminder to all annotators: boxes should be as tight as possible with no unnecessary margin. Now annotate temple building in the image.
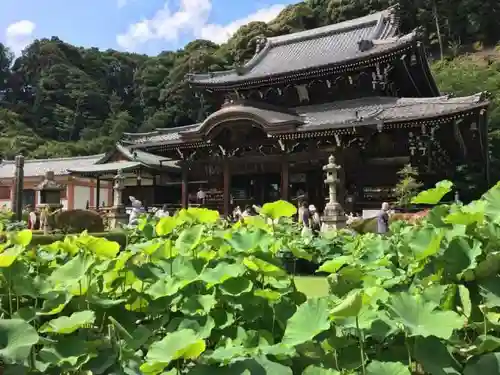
[119,6,489,214]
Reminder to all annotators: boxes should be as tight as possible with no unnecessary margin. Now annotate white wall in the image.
[75,185,91,209]
[93,187,110,207]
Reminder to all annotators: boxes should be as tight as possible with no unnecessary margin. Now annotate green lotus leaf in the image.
[38,336,94,368]
[40,310,95,334]
[219,277,253,296]
[186,207,220,223]
[411,180,453,205]
[198,262,246,287]
[366,361,411,375]
[331,290,363,318]
[0,245,26,267]
[83,236,120,259]
[444,200,486,225]
[478,276,500,308]
[318,255,352,273]
[0,319,39,364]
[48,253,94,290]
[464,353,500,375]
[180,294,217,316]
[141,329,205,374]
[407,227,443,261]
[243,256,286,277]
[146,276,182,300]
[175,225,204,253]
[10,229,32,246]
[156,216,178,236]
[231,356,293,375]
[414,336,462,375]
[387,293,464,339]
[483,181,500,222]
[226,229,267,253]
[282,297,330,346]
[458,285,472,318]
[261,200,297,219]
[254,289,282,302]
[443,238,482,278]
[302,365,340,374]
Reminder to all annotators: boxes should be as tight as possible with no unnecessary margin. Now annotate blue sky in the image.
[0,0,295,56]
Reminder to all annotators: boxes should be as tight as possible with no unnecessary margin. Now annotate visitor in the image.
[155,204,169,219]
[197,186,206,204]
[128,196,145,225]
[309,204,321,235]
[28,206,37,230]
[242,205,253,218]
[377,202,390,234]
[300,202,311,236]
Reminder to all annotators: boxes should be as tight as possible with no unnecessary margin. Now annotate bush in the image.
[54,209,104,233]
[31,231,128,248]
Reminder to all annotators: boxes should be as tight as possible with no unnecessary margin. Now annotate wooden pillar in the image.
[181,165,188,209]
[281,159,289,201]
[223,159,231,216]
[152,174,157,206]
[11,155,24,221]
[95,176,101,210]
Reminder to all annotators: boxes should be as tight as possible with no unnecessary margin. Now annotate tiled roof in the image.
[68,161,144,175]
[296,93,488,131]
[0,154,104,179]
[122,124,201,146]
[123,93,487,148]
[187,7,404,87]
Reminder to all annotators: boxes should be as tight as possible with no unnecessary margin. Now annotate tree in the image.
[394,164,423,208]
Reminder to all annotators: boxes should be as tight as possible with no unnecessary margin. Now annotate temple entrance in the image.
[231,174,280,209]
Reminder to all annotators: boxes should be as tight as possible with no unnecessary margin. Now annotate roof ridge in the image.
[186,6,400,82]
[1,154,104,164]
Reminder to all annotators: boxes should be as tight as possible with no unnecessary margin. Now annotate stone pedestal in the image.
[321,155,347,232]
[108,211,128,229]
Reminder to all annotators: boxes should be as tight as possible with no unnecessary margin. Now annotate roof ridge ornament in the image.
[254,35,267,54]
[358,39,375,52]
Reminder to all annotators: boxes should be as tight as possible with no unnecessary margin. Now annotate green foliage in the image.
[54,209,105,233]
[30,231,128,248]
[394,164,423,208]
[0,186,500,373]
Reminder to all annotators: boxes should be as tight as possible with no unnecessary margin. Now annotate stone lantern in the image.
[321,155,347,231]
[35,171,65,233]
[108,169,128,229]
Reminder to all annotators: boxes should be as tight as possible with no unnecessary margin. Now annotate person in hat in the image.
[309,204,321,235]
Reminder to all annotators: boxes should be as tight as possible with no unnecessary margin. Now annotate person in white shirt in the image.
[196,187,206,204]
[128,196,145,225]
[155,204,170,219]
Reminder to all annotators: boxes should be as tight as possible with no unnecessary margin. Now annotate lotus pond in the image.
[0,180,499,374]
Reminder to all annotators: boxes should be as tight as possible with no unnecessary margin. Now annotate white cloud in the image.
[116,0,285,51]
[5,20,36,55]
[200,4,284,44]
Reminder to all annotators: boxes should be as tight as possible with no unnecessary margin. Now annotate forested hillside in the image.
[0,0,499,160]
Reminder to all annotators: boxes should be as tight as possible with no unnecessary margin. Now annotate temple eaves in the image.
[186,6,412,89]
[122,93,489,150]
